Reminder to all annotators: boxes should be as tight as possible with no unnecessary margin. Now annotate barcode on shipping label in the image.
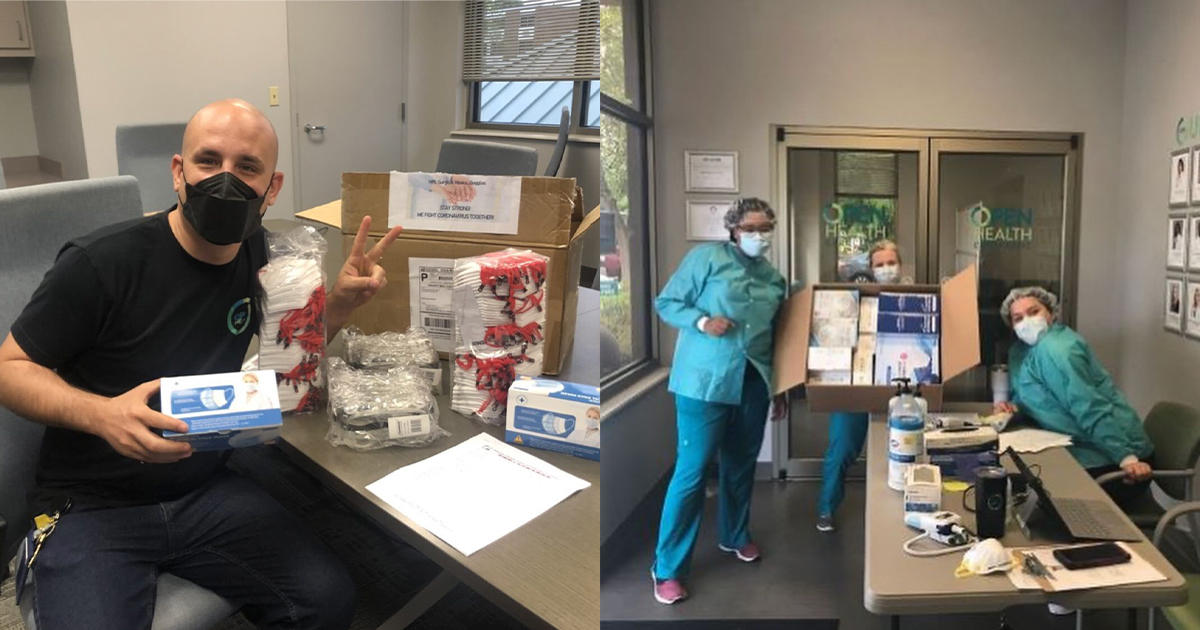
[423,317,453,331]
[388,414,432,439]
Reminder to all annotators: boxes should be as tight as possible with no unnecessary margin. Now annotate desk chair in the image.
[1095,402,1200,537]
[544,106,570,177]
[435,139,538,176]
[1152,502,1200,630]
[0,177,237,630]
[115,122,187,213]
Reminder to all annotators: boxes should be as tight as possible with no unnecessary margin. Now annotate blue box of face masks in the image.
[505,377,600,461]
[876,313,940,334]
[878,292,940,314]
[160,370,283,451]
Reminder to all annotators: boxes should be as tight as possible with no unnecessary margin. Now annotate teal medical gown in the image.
[656,242,787,404]
[1009,323,1152,469]
[651,242,785,580]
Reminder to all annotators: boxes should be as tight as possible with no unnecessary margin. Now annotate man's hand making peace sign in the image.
[327,215,404,339]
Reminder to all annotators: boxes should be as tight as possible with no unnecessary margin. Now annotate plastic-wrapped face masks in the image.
[451,249,549,425]
[344,325,439,369]
[259,226,328,414]
[325,358,448,450]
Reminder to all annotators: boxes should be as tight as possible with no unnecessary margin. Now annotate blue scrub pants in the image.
[817,411,870,517]
[652,364,769,581]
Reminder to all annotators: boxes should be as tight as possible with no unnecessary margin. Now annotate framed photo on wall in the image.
[1192,146,1200,204]
[1168,216,1187,269]
[1166,277,1184,332]
[1171,150,1191,206]
[685,151,739,193]
[686,199,733,241]
[1187,281,1200,338]
[1190,217,1200,271]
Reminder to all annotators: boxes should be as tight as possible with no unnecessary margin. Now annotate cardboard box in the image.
[772,265,981,412]
[505,376,600,461]
[161,370,283,451]
[297,173,597,375]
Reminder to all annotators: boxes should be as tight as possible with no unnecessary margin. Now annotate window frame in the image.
[465,81,601,135]
[599,0,656,393]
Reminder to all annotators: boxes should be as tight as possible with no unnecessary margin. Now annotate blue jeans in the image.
[817,412,870,517]
[27,470,355,630]
[653,365,769,580]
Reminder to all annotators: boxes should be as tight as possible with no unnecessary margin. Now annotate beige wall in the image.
[1113,0,1200,413]
[407,0,465,173]
[26,0,87,180]
[65,0,296,220]
[650,0,1129,375]
[0,59,38,159]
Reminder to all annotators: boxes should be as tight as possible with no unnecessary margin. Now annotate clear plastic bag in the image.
[259,226,328,414]
[344,325,444,393]
[325,358,448,450]
[450,249,549,425]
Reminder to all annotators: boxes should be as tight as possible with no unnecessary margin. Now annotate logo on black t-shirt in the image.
[227,298,252,335]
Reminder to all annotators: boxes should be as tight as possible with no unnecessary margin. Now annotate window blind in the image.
[464,0,601,82]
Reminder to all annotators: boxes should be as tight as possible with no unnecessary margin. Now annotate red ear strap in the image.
[277,286,327,354]
[468,355,517,414]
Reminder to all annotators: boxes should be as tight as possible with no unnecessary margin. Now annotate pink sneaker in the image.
[718,541,761,562]
[651,570,688,605]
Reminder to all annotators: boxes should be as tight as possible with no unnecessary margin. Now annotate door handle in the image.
[304,124,326,133]
[17,20,23,42]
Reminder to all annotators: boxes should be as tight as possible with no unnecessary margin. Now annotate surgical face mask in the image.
[587,416,600,430]
[1013,315,1049,346]
[245,382,258,393]
[873,264,900,283]
[738,231,772,258]
[954,538,1013,577]
[180,171,270,246]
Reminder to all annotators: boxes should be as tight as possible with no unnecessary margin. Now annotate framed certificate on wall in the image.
[685,151,739,193]
[1169,216,1187,269]
[686,199,732,241]
[1187,281,1200,338]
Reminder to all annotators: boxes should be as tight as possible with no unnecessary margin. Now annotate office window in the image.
[600,0,652,385]
[832,152,898,281]
[464,1,600,132]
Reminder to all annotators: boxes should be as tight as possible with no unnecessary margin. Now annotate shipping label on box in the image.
[408,257,456,353]
[505,377,600,461]
[161,370,282,451]
[388,172,522,235]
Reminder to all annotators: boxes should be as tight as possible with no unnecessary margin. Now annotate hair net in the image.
[1000,286,1060,328]
[723,198,776,236]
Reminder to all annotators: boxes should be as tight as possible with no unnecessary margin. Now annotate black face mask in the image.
[179,171,270,246]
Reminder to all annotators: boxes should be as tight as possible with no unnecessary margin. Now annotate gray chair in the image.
[0,176,237,630]
[115,123,187,213]
[435,139,539,176]
[544,106,570,177]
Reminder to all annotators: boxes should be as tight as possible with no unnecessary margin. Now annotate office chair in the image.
[0,177,238,630]
[544,106,570,177]
[115,123,187,213]
[434,139,539,176]
[1151,501,1200,630]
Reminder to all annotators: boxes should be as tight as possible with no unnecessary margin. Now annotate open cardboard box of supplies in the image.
[296,172,596,375]
[772,265,981,412]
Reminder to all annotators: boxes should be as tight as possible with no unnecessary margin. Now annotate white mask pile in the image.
[258,227,328,414]
[450,249,550,425]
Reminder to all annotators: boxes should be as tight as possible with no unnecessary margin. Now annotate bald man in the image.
[0,99,400,629]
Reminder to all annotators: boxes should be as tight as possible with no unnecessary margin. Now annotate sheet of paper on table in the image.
[366,432,591,556]
[999,428,1073,453]
[1007,543,1167,592]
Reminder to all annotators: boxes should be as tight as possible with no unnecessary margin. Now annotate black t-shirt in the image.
[11,210,268,513]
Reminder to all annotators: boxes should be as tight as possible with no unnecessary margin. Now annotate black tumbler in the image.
[975,466,1009,539]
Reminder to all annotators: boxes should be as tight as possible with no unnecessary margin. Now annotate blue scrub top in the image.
[656,242,786,405]
[1009,323,1152,469]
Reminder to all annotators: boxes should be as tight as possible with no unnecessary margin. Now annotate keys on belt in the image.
[26,500,71,571]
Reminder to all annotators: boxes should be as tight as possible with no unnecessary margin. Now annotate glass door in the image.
[930,138,1079,403]
[772,130,1079,479]
[774,133,927,478]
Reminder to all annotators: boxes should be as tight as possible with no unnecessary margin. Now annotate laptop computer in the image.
[1006,447,1142,542]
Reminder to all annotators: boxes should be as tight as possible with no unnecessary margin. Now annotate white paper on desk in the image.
[999,428,1073,453]
[365,432,590,556]
[1007,543,1167,592]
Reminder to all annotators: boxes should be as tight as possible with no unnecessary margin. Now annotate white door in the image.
[287,0,407,211]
